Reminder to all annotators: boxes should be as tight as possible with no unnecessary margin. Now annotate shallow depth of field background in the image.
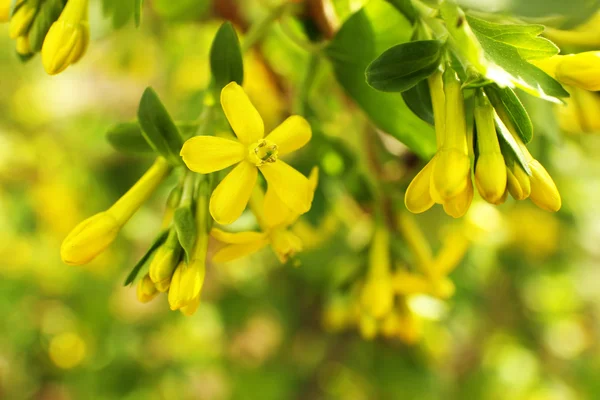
[2,1,600,399]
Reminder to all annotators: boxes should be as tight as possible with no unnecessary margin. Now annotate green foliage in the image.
[28,0,64,52]
[495,114,532,175]
[485,85,534,144]
[365,40,444,93]
[210,22,244,90]
[401,79,434,125]
[325,4,436,159]
[137,88,184,165]
[134,0,143,27]
[106,122,155,155]
[174,206,196,263]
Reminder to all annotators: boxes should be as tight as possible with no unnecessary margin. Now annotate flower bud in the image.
[60,211,120,266]
[168,260,205,312]
[506,165,531,200]
[405,158,435,214]
[16,35,31,55]
[9,1,37,39]
[529,160,562,212]
[137,274,158,303]
[149,230,182,292]
[433,149,471,200]
[41,0,89,75]
[555,52,600,91]
[475,152,507,203]
[1,0,13,22]
[442,176,473,218]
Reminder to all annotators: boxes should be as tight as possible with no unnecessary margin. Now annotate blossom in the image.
[41,0,89,75]
[180,82,314,225]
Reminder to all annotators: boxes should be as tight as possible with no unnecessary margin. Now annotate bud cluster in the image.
[405,66,561,218]
[1,0,89,75]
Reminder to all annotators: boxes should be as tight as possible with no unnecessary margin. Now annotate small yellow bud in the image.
[529,160,562,212]
[136,274,158,303]
[9,1,36,39]
[148,232,181,292]
[405,158,435,214]
[555,52,600,91]
[506,165,531,200]
[475,152,507,203]
[41,0,89,75]
[60,211,120,266]
[432,148,471,200]
[168,261,205,312]
[442,176,473,218]
[15,35,30,55]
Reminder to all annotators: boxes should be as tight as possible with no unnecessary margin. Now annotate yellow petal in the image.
[442,176,473,218]
[212,240,269,263]
[180,136,245,174]
[529,160,562,212]
[221,82,264,144]
[264,115,312,156]
[270,228,303,263]
[211,228,267,244]
[405,159,435,214]
[260,161,313,215]
[263,186,294,229]
[210,161,257,225]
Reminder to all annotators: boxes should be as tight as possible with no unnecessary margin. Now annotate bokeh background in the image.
[2,0,600,399]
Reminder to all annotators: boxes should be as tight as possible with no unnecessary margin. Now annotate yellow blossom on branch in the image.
[180,82,314,225]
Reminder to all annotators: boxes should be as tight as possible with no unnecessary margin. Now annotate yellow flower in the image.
[474,92,507,204]
[148,230,182,292]
[167,260,205,315]
[555,52,600,91]
[529,160,562,212]
[442,176,473,218]
[0,0,11,22]
[137,274,158,303]
[404,157,435,214]
[360,226,394,319]
[506,164,531,200]
[41,0,89,75]
[9,0,36,39]
[211,168,318,263]
[180,82,314,225]
[61,158,170,265]
[16,35,30,55]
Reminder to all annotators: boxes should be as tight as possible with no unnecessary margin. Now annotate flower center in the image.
[247,139,278,166]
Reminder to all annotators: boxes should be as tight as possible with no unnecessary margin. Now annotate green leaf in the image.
[174,206,196,263]
[467,15,558,60]
[28,0,64,53]
[134,0,143,27]
[401,79,434,125]
[384,0,417,23]
[484,85,533,144]
[137,87,184,165]
[106,122,155,155]
[325,5,436,159]
[366,40,443,92]
[124,230,169,286]
[495,114,531,175]
[210,22,244,90]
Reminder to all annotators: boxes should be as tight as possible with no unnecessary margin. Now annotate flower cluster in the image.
[1,0,89,75]
[61,83,317,316]
[405,68,561,218]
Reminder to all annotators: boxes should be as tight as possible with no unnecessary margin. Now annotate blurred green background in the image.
[2,1,600,399]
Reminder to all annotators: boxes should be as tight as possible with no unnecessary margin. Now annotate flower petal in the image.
[265,115,312,156]
[209,161,258,225]
[263,186,295,229]
[260,161,313,215]
[221,82,264,144]
[180,136,245,174]
[212,240,269,263]
[211,228,267,244]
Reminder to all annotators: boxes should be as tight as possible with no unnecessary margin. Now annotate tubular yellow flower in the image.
[360,226,394,319]
[432,70,470,201]
[442,176,473,219]
[529,160,562,212]
[61,158,170,265]
[41,0,89,75]
[405,158,435,214]
[474,92,507,204]
[149,230,182,292]
[0,0,10,22]
[181,82,314,225]
[506,164,531,200]
[167,260,205,312]
[9,0,37,39]
[137,274,158,303]
[555,52,600,91]
[16,35,30,55]
[60,211,120,266]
